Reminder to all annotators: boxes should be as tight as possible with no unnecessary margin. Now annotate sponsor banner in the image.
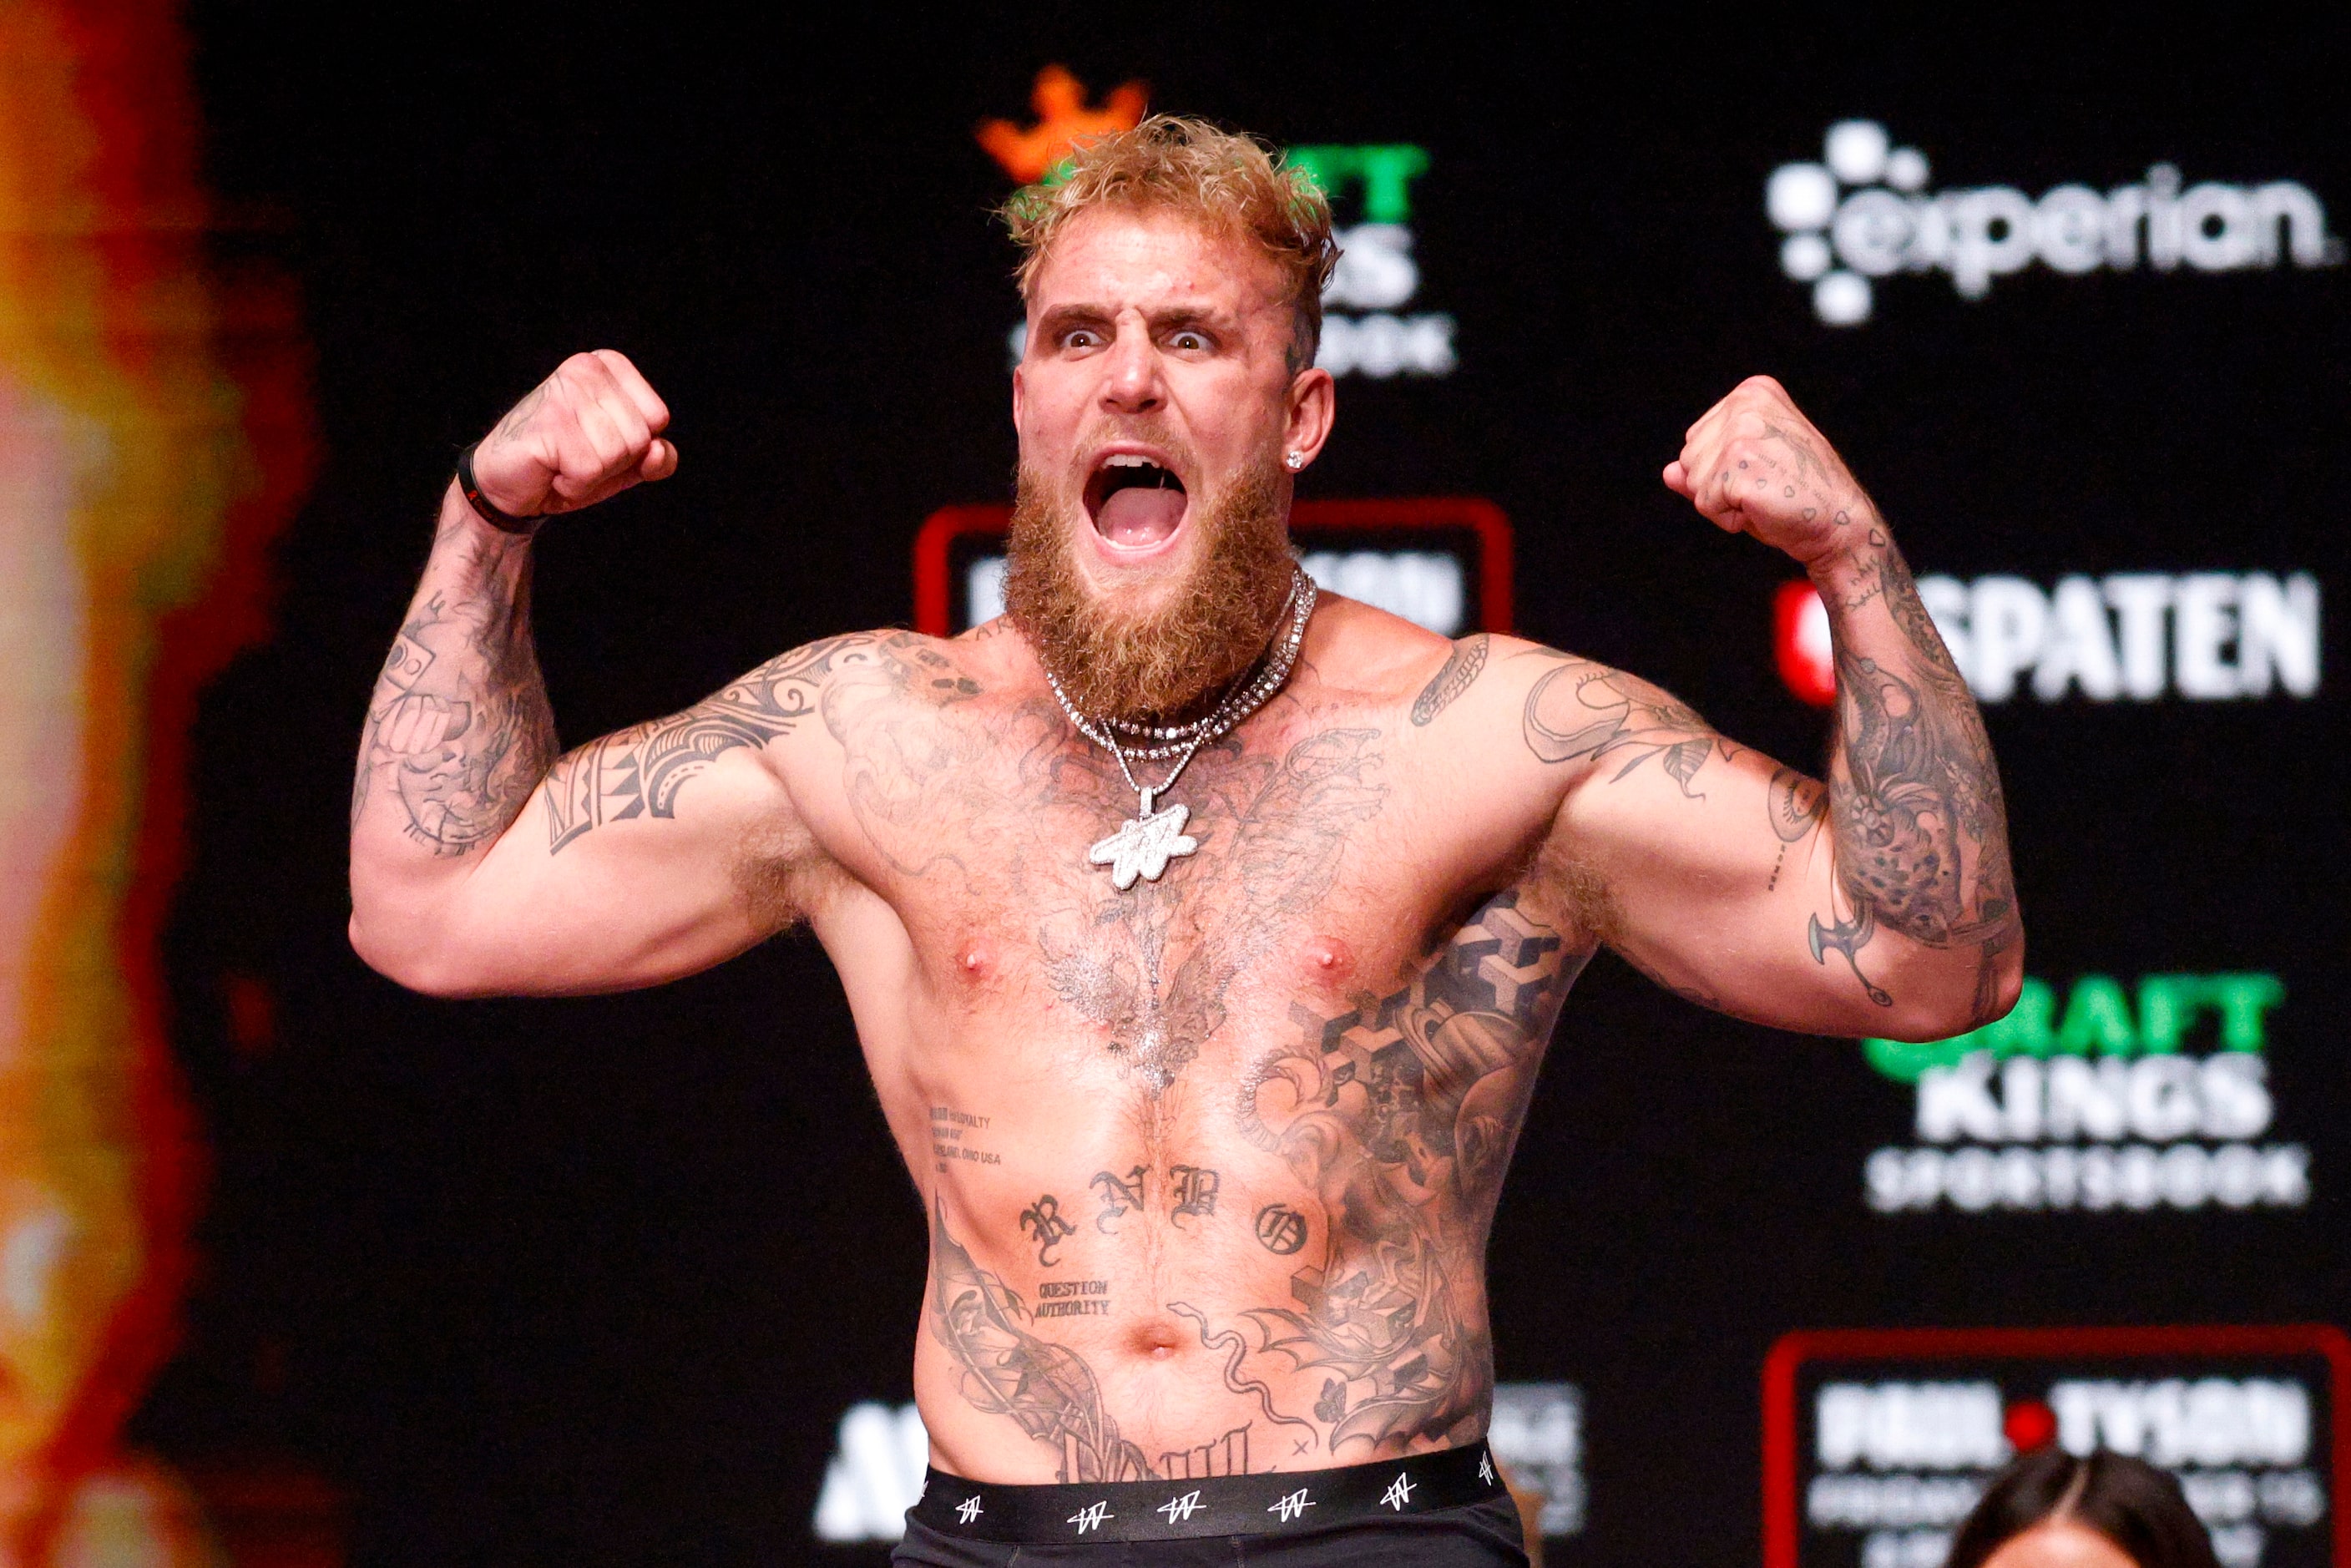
[813,1383,1586,1545]
[978,77,1454,381]
[814,1401,929,1545]
[1859,972,2309,1216]
[911,498,1513,638]
[1775,573,2322,706]
[1763,1326,2351,1568]
[1287,145,1456,380]
[1766,119,2343,326]
[1490,1381,1586,1539]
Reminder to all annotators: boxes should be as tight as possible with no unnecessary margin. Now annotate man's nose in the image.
[1098,328,1164,414]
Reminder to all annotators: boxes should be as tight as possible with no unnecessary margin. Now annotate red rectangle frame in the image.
[1762,1324,2351,1568]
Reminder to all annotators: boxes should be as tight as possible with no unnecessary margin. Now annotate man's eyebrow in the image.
[1144,305,1234,334]
[1030,301,1240,337]
[1034,302,1113,332]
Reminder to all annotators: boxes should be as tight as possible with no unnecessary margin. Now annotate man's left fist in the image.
[1663,376,1873,569]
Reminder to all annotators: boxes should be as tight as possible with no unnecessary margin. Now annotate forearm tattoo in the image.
[1506,522,2016,1014]
[352,529,556,857]
[1820,530,2020,1015]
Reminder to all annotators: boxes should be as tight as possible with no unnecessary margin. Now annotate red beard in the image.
[1004,451,1297,723]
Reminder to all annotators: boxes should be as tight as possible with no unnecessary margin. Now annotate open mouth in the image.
[1083,453,1189,551]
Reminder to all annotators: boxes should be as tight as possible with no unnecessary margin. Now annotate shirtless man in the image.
[347,118,2021,1565]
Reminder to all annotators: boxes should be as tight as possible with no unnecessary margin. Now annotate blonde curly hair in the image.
[1002,114,1340,368]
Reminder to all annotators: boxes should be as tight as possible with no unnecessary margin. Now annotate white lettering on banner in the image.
[1767,119,2342,325]
[1324,222,1418,309]
[963,549,1467,638]
[1916,1053,2273,1145]
[1489,1381,1587,1538]
[1807,1372,2329,1568]
[2048,1380,2310,1469]
[812,1400,930,1543]
[1315,311,1458,378]
[1317,222,1458,378]
[1915,572,2320,702]
[1862,1528,1959,1568]
[1864,1142,2309,1213]
[1808,1473,1986,1529]
[1298,550,1464,635]
[1817,1383,2008,1471]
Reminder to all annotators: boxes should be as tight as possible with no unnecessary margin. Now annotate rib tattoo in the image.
[1223,888,1590,1455]
[928,1199,1152,1483]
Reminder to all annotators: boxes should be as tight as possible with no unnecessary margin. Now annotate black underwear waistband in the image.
[907,1441,1504,1543]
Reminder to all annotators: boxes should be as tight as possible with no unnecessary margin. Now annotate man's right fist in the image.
[466,350,675,519]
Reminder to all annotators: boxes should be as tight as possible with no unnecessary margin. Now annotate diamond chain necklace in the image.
[1044,565,1317,890]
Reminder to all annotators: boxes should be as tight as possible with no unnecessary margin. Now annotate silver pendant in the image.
[1087,790,1199,890]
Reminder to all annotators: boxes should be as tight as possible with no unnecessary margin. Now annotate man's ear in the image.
[1282,365,1337,471]
[1011,360,1025,431]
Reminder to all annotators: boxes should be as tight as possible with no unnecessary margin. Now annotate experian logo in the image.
[1776,572,2321,705]
[1767,119,2343,325]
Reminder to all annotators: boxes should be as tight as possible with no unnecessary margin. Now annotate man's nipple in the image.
[1302,936,1355,987]
[954,937,997,984]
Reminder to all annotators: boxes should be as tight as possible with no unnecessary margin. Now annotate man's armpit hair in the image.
[733,814,840,935]
[1525,833,1620,949]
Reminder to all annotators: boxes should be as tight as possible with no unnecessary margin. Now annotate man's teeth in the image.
[1105,454,1156,468]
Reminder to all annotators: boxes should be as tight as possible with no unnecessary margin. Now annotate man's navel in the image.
[1127,1316,1191,1361]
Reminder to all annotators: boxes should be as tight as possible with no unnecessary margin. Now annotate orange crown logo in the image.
[977,65,1147,184]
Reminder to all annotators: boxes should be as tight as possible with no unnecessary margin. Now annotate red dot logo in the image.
[1773,581,1836,706]
[2004,1400,2058,1453]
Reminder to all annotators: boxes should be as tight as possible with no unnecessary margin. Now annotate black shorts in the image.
[891,1442,1529,1565]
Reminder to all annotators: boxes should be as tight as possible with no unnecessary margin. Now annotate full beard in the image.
[1004,451,1297,724]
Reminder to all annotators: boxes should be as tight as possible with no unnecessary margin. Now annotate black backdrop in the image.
[147,8,2348,1565]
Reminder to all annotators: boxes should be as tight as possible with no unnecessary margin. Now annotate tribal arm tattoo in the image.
[538,634,877,854]
[352,509,556,857]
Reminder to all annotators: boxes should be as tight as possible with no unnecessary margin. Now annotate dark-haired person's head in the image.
[1945,1448,2220,1568]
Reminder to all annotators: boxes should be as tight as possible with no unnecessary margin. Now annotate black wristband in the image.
[454,443,542,536]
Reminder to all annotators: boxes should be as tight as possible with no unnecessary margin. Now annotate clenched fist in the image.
[1663,376,1873,569]
[467,349,675,519]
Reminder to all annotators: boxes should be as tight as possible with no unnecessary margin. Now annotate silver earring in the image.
[1285,451,1304,470]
